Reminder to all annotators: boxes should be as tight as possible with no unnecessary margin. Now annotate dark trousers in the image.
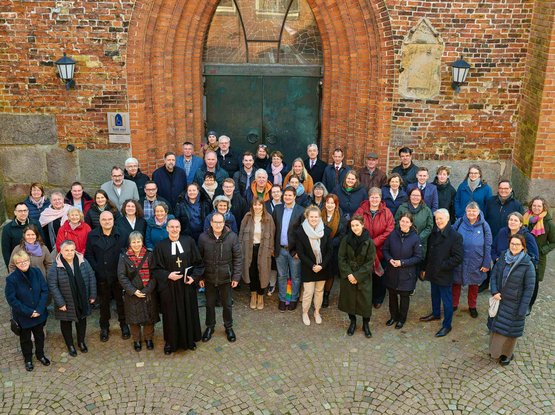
[98,280,126,329]
[20,322,46,362]
[348,314,370,324]
[249,244,265,295]
[372,273,386,305]
[205,282,233,329]
[388,288,411,322]
[529,278,540,308]
[60,318,87,346]
[431,283,453,329]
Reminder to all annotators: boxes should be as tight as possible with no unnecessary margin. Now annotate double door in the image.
[204,64,321,165]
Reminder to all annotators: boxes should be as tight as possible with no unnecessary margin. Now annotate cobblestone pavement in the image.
[0,252,553,415]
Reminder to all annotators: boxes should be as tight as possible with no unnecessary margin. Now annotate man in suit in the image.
[407,167,439,213]
[304,143,327,184]
[176,141,204,185]
[272,186,305,312]
[322,148,351,192]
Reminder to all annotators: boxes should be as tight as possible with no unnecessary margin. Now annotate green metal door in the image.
[204,64,321,165]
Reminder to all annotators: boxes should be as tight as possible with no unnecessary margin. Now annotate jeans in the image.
[431,283,453,329]
[276,248,301,302]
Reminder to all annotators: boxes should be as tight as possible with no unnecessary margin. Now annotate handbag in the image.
[488,296,500,318]
[10,317,21,336]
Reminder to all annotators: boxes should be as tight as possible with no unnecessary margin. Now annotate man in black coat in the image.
[124,157,150,200]
[152,152,188,209]
[217,135,240,177]
[322,148,351,192]
[419,208,464,337]
[197,213,242,343]
[304,144,327,184]
[2,202,44,267]
[85,211,129,342]
[272,186,305,312]
[392,147,419,190]
[220,178,248,229]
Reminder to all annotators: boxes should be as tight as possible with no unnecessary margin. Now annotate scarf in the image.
[344,187,354,193]
[39,204,70,227]
[302,219,324,265]
[271,163,284,185]
[407,202,423,215]
[203,182,218,199]
[25,241,43,257]
[127,247,150,287]
[154,216,167,227]
[60,255,87,319]
[501,250,525,289]
[523,210,546,237]
[204,142,219,153]
[69,221,80,230]
[322,208,340,238]
[29,196,46,210]
[295,183,305,196]
[467,177,479,192]
[346,228,370,255]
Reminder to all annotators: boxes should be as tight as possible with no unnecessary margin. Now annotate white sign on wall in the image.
[107,112,131,135]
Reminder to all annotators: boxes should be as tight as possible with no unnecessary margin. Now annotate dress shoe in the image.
[78,342,88,353]
[225,328,236,342]
[67,345,77,357]
[25,361,34,372]
[435,327,452,337]
[373,303,382,309]
[278,301,287,312]
[322,292,330,308]
[133,341,142,352]
[499,354,513,366]
[37,356,51,366]
[288,301,298,311]
[145,340,154,350]
[164,344,172,355]
[420,313,441,322]
[190,343,197,351]
[100,328,109,342]
[469,308,478,318]
[302,313,311,326]
[386,318,396,326]
[202,327,214,342]
[120,324,131,340]
[362,322,372,338]
[395,321,404,330]
[314,312,322,325]
[347,321,356,336]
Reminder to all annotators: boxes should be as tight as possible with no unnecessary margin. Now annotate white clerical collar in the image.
[171,240,184,255]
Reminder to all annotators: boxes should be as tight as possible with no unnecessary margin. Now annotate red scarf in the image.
[127,247,150,287]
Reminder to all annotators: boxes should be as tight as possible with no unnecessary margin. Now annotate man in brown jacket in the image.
[358,152,387,192]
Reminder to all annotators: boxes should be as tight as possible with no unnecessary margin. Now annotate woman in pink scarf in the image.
[39,191,71,252]
[268,150,290,186]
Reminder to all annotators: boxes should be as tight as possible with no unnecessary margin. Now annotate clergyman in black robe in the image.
[151,219,204,354]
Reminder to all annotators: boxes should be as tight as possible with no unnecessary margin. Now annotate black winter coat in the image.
[424,224,464,286]
[294,225,333,282]
[197,227,242,286]
[84,204,121,230]
[117,251,160,325]
[124,169,150,200]
[48,254,97,322]
[85,227,126,282]
[152,166,188,209]
[5,267,49,329]
[382,228,424,291]
[217,148,241,177]
[488,252,535,338]
[116,216,147,245]
[433,178,456,223]
[2,218,44,268]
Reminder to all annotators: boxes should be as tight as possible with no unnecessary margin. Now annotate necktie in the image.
[310,160,314,169]
[335,165,339,181]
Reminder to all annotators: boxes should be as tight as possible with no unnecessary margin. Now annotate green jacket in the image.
[527,212,555,281]
[338,232,376,318]
[395,202,433,256]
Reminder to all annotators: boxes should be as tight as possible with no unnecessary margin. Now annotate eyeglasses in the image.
[112,174,124,178]
[145,188,157,191]
[15,259,30,265]
[212,221,225,225]
[509,242,523,246]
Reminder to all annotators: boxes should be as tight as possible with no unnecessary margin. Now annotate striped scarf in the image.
[127,247,150,287]
[523,210,546,237]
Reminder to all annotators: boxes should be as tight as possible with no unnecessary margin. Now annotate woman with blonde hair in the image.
[283,157,314,194]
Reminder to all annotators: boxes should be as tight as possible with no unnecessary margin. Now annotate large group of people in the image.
[4,136,554,372]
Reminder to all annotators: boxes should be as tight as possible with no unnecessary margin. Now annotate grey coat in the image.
[488,252,535,338]
[239,212,275,287]
[117,251,160,325]
[48,253,97,322]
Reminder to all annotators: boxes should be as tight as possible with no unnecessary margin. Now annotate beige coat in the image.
[239,212,275,287]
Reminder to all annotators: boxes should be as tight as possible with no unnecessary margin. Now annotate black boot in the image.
[362,318,372,338]
[322,291,330,308]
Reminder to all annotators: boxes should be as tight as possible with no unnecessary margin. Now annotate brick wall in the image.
[0,0,552,185]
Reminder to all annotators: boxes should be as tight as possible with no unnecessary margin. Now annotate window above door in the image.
[204,0,323,65]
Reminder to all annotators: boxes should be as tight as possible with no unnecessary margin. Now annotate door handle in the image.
[266,134,277,145]
[247,129,259,144]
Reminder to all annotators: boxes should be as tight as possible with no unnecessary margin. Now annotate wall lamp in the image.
[55,53,76,90]
[451,56,470,93]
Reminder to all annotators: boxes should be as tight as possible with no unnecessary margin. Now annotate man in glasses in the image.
[216,135,240,177]
[2,202,44,268]
[101,165,139,209]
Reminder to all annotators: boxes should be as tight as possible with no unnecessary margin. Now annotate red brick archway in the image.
[127,0,394,173]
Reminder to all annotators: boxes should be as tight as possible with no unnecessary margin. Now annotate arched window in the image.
[204,0,323,65]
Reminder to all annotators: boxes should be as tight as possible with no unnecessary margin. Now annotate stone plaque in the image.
[399,18,444,100]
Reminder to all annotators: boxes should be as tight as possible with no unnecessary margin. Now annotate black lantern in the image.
[451,56,470,93]
[55,53,76,90]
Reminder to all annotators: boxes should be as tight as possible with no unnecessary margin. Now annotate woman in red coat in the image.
[354,186,395,308]
[55,208,91,254]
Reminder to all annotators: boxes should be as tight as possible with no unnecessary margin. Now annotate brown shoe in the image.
[249,292,257,309]
[256,294,264,310]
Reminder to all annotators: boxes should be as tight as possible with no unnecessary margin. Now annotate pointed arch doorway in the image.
[203,0,323,164]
